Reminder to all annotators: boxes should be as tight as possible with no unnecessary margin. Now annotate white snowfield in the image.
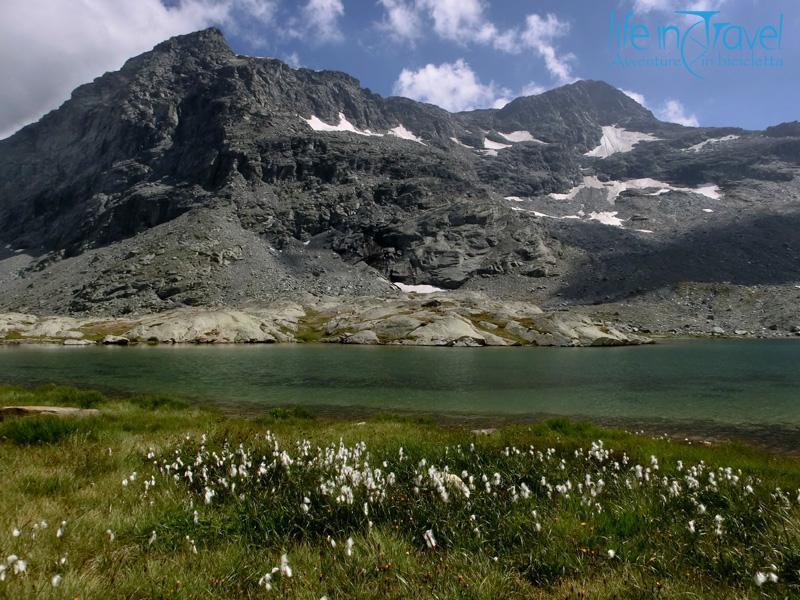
[686,135,740,153]
[450,137,473,149]
[587,211,624,227]
[497,130,546,144]
[302,113,381,136]
[509,204,639,230]
[483,138,513,151]
[548,176,721,203]
[584,126,660,158]
[509,205,582,221]
[393,283,446,294]
[301,114,424,144]
[388,124,425,144]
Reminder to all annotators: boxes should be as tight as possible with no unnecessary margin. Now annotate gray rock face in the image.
[0,28,799,330]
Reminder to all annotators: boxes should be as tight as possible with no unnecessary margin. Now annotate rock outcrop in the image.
[0,293,651,347]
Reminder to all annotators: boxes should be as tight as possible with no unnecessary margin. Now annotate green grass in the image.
[0,385,799,598]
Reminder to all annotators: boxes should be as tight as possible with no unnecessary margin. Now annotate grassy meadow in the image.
[1,384,799,598]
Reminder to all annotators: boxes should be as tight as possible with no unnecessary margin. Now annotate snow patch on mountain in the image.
[584,126,660,158]
[484,138,513,151]
[498,131,546,144]
[301,113,382,136]
[549,176,721,203]
[388,124,425,144]
[393,283,446,294]
[450,137,473,148]
[588,211,624,227]
[686,135,740,153]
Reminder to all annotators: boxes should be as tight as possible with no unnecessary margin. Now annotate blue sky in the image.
[1,0,798,137]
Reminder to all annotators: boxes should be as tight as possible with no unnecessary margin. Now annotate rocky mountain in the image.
[1,28,799,337]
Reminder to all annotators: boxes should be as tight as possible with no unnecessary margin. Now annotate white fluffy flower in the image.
[280,554,292,578]
[423,529,437,549]
[13,559,27,574]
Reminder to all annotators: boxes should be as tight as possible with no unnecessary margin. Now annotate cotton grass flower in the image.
[607,549,616,559]
[423,529,437,549]
[258,572,273,590]
[51,574,62,587]
[345,537,354,557]
[280,554,292,578]
[12,559,26,574]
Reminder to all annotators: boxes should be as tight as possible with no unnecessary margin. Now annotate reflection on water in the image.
[1,340,799,447]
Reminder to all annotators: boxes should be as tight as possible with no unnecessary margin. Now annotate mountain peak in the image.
[153,27,230,53]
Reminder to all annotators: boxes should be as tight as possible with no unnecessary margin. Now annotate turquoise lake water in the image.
[1,341,799,434]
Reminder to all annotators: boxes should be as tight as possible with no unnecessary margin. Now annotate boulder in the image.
[342,330,380,345]
[63,339,94,346]
[407,315,510,346]
[102,335,130,345]
[125,310,282,343]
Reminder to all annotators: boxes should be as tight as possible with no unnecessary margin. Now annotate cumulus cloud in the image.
[417,0,490,43]
[619,91,698,126]
[519,14,575,84]
[393,60,511,112]
[300,0,345,42]
[0,0,277,139]
[377,0,423,44]
[621,89,647,106]
[375,2,576,85]
[657,99,700,126]
[284,51,302,68]
[520,82,547,97]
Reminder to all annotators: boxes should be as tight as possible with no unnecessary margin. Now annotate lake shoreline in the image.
[3,379,800,455]
[2,340,799,446]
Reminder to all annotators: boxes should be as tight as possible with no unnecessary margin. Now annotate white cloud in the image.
[520,82,546,96]
[417,0,486,43]
[301,0,345,42]
[657,99,700,126]
[236,0,277,24]
[519,14,575,84]
[375,3,576,85]
[377,0,423,44]
[632,0,728,13]
[393,59,511,112]
[0,0,277,139]
[284,52,302,68]
[621,89,647,106]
